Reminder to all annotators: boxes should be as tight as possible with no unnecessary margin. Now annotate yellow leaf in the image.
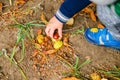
[37,35,44,44]
[66,18,74,26]
[90,73,101,80]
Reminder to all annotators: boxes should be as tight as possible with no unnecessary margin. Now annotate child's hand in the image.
[45,16,63,39]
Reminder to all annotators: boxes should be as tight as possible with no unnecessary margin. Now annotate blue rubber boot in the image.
[84,28,120,49]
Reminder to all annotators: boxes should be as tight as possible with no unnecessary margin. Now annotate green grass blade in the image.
[16,24,26,29]
[78,59,91,69]
[24,29,32,40]
[26,20,44,24]
[19,67,27,80]
[73,56,79,69]
[1,48,27,80]
[114,66,120,72]
[25,20,38,24]
[72,26,85,35]
[12,58,27,80]
[0,51,3,57]
[16,29,22,45]
[18,39,25,63]
[10,46,16,63]
[25,23,45,27]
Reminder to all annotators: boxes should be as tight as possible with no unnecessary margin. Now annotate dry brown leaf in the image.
[0,2,3,11]
[83,7,92,13]
[31,50,39,57]
[66,18,74,26]
[63,37,71,47]
[40,13,48,25]
[90,73,101,80]
[90,11,96,22]
[61,77,80,80]
[63,37,68,43]
[97,23,104,29]
[37,29,42,35]
[15,0,26,7]
[29,9,34,16]
[34,43,41,49]
[44,49,57,54]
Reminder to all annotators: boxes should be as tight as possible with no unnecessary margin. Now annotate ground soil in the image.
[0,0,120,80]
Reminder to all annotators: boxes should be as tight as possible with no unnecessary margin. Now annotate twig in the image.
[9,0,12,6]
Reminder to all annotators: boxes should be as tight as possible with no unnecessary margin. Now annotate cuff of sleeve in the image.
[55,9,70,23]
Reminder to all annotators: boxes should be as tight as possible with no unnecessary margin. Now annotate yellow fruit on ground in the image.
[53,40,63,49]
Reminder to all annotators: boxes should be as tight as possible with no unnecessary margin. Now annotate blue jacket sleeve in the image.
[55,0,91,23]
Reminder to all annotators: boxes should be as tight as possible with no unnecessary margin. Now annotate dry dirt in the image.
[0,0,120,80]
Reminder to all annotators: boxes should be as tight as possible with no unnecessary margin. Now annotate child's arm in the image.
[45,0,91,38]
[55,0,91,23]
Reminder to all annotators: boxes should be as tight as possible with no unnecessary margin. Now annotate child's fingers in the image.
[58,28,62,38]
[49,28,56,38]
[45,26,50,36]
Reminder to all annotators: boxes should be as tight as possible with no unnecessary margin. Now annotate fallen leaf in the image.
[61,77,80,80]
[66,18,74,26]
[15,0,26,7]
[44,49,57,54]
[63,37,68,43]
[36,34,44,44]
[40,13,48,25]
[37,29,42,35]
[90,11,96,22]
[83,7,92,13]
[34,43,41,49]
[63,37,71,47]
[97,23,104,29]
[0,2,3,11]
[90,73,101,80]
[53,40,63,50]
[29,9,34,16]
[31,50,39,57]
